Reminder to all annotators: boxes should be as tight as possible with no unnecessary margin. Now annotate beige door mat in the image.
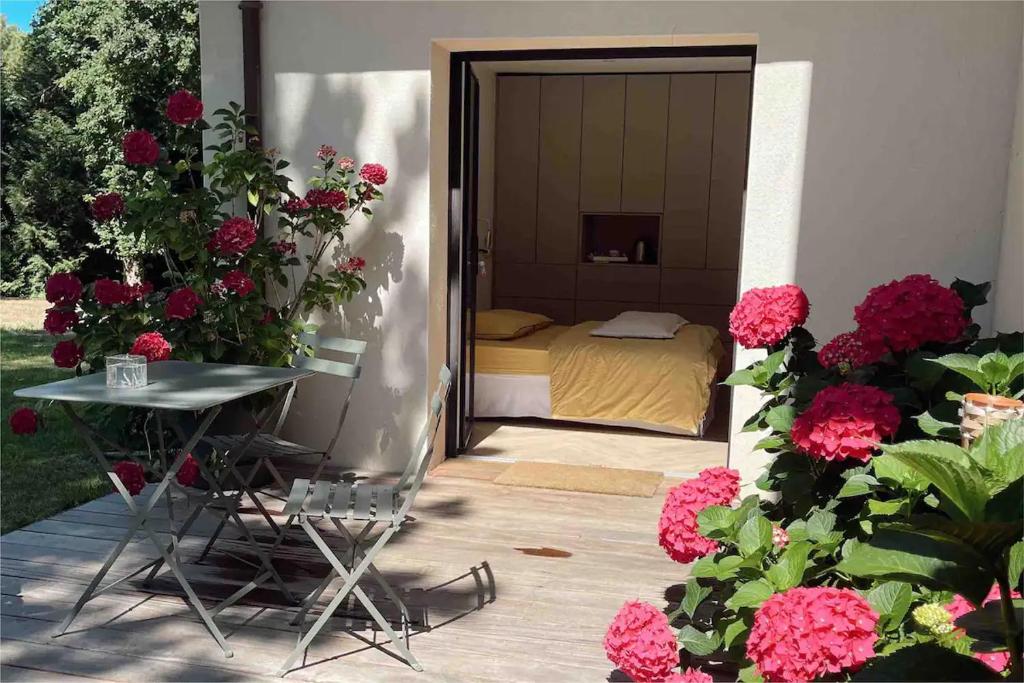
[492,461,663,497]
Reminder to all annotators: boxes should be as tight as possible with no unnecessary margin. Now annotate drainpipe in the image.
[239,0,262,140]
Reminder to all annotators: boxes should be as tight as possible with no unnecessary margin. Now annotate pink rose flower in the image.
[207,217,257,256]
[130,332,172,363]
[747,587,879,682]
[91,192,125,222]
[166,89,204,126]
[122,130,160,166]
[93,278,130,307]
[9,407,39,436]
[791,384,900,462]
[729,284,810,349]
[45,273,82,306]
[359,162,388,185]
[604,601,679,682]
[165,287,202,320]
[222,269,255,297]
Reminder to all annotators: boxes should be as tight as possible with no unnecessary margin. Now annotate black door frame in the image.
[444,43,758,458]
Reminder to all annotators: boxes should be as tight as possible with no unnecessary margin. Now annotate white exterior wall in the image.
[199,1,1023,478]
[994,37,1024,334]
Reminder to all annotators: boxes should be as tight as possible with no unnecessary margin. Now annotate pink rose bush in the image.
[728,284,809,349]
[790,384,901,462]
[604,601,679,682]
[747,587,879,682]
[207,217,257,256]
[130,332,172,362]
[658,467,739,564]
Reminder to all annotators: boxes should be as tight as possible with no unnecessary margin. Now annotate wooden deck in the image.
[0,466,688,682]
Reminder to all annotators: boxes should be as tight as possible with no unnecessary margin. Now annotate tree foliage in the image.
[1,0,199,295]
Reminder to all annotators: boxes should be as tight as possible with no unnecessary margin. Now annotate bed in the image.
[474,317,723,436]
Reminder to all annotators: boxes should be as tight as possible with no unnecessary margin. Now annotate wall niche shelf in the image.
[580,212,661,266]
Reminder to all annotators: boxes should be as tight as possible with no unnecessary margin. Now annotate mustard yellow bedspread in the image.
[548,322,723,434]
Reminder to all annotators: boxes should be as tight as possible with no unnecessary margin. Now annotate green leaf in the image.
[689,555,718,578]
[837,473,880,498]
[915,406,961,439]
[806,509,837,541]
[1009,541,1024,588]
[752,435,786,452]
[723,367,757,386]
[954,601,1024,649]
[972,418,1024,492]
[867,497,909,517]
[836,526,994,605]
[865,581,913,631]
[715,554,744,580]
[929,353,988,390]
[883,442,987,521]
[738,664,764,683]
[697,505,736,538]
[852,643,1003,682]
[679,579,711,619]
[677,625,721,656]
[906,351,947,391]
[722,617,750,649]
[910,513,1022,557]
[738,516,773,557]
[247,190,259,206]
[978,351,1011,388]
[766,541,810,591]
[764,405,797,434]
[873,454,929,492]
[725,579,774,610]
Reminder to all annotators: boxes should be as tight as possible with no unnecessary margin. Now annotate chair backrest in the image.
[395,364,453,521]
[273,333,367,457]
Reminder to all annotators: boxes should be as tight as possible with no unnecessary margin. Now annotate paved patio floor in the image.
[1,465,687,682]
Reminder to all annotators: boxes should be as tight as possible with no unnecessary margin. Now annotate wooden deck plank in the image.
[1,473,688,682]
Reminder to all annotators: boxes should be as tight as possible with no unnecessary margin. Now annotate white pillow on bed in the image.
[589,311,688,339]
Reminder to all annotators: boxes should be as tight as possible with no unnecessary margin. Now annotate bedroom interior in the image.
[461,54,754,478]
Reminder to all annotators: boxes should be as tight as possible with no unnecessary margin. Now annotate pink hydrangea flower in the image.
[675,668,712,683]
[9,407,39,435]
[305,188,348,211]
[747,587,879,682]
[658,467,740,564]
[91,192,125,222]
[316,144,337,160]
[45,273,82,306]
[130,332,171,362]
[729,284,809,349]
[790,384,901,462]
[166,90,204,126]
[604,601,679,682]
[359,162,388,186]
[854,274,967,352]
[337,156,355,171]
[818,329,887,370]
[272,240,297,255]
[771,525,789,548]
[43,308,78,335]
[52,340,84,368]
[176,454,200,487]
[282,197,310,215]
[944,584,1023,673]
[222,269,255,297]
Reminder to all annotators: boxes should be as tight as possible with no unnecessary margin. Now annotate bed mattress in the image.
[474,324,567,375]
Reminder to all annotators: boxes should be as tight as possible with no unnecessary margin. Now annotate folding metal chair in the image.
[194,333,365,561]
[273,364,452,676]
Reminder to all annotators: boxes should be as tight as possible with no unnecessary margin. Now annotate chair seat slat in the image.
[353,485,374,520]
[283,479,311,516]
[375,486,395,519]
[307,480,332,517]
[330,484,353,518]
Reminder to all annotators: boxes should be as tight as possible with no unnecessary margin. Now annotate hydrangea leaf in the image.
[865,581,913,631]
[697,505,736,538]
[676,624,721,656]
[852,643,1003,682]
[764,405,797,434]
[725,579,774,610]
[1009,541,1024,588]
[837,473,880,498]
[883,442,987,522]
[927,353,989,391]
[766,542,810,591]
[679,579,711,619]
[738,516,773,557]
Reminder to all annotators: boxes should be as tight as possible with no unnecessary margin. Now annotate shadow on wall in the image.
[269,74,431,473]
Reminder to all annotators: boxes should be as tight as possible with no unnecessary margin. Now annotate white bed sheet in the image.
[473,373,711,437]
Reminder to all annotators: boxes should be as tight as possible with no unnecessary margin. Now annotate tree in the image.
[0,0,199,295]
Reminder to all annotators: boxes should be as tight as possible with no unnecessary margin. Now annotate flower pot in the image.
[959,393,1024,446]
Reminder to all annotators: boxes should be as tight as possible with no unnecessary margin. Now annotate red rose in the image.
[113,461,146,496]
[305,188,348,211]
[359,163,388,186]
[818,329,887,371]
[207,216,257,256]
[165,287,202,320]
[52,340,84,368]
[125,281,154,302]
[166,89,204,126]
[854,274,968,353]
[93,278,130,306]
[45,273,82,306]
[130,332,172,362]
[282,197,310,215]
[337,256,366,274]
[222,269,255,296]
[729,284,810,349]
[122,130,160,166]
[271,240,297,255]
[91,192,125,222]
[9,407,39,435]
[43,308,78,335]
[176,454,200,487]
[316,144,337,161]
[791,384,901,463]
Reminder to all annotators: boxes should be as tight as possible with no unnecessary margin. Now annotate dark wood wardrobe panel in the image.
[493,297,575,325]
[576,265,660,303]
[536,76,583,264]
[660,268,739,306]
[579,75,626,213]
[494,76,541,264]
[576,300,660,324]
[662,74,716,269]
[706,73,751,270]
[621,75,670,213]
[493,263,577,300]
[660,302,733,344]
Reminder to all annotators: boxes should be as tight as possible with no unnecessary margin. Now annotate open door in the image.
[446,57,480,455]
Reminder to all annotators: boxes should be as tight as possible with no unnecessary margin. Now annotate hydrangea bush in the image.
[605,274,1023,682]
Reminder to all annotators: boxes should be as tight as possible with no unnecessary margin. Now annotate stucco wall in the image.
[994,37,1024,334]
[199,1,1022,479]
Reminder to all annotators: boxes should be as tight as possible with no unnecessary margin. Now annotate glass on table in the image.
[105,354,148,389]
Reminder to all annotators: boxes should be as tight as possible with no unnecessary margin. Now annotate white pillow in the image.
[589,311,688,339]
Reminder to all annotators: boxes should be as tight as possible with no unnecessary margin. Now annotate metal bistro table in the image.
[14,360,315,657]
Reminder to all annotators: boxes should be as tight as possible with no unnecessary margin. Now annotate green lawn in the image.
[1,322,109,534]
